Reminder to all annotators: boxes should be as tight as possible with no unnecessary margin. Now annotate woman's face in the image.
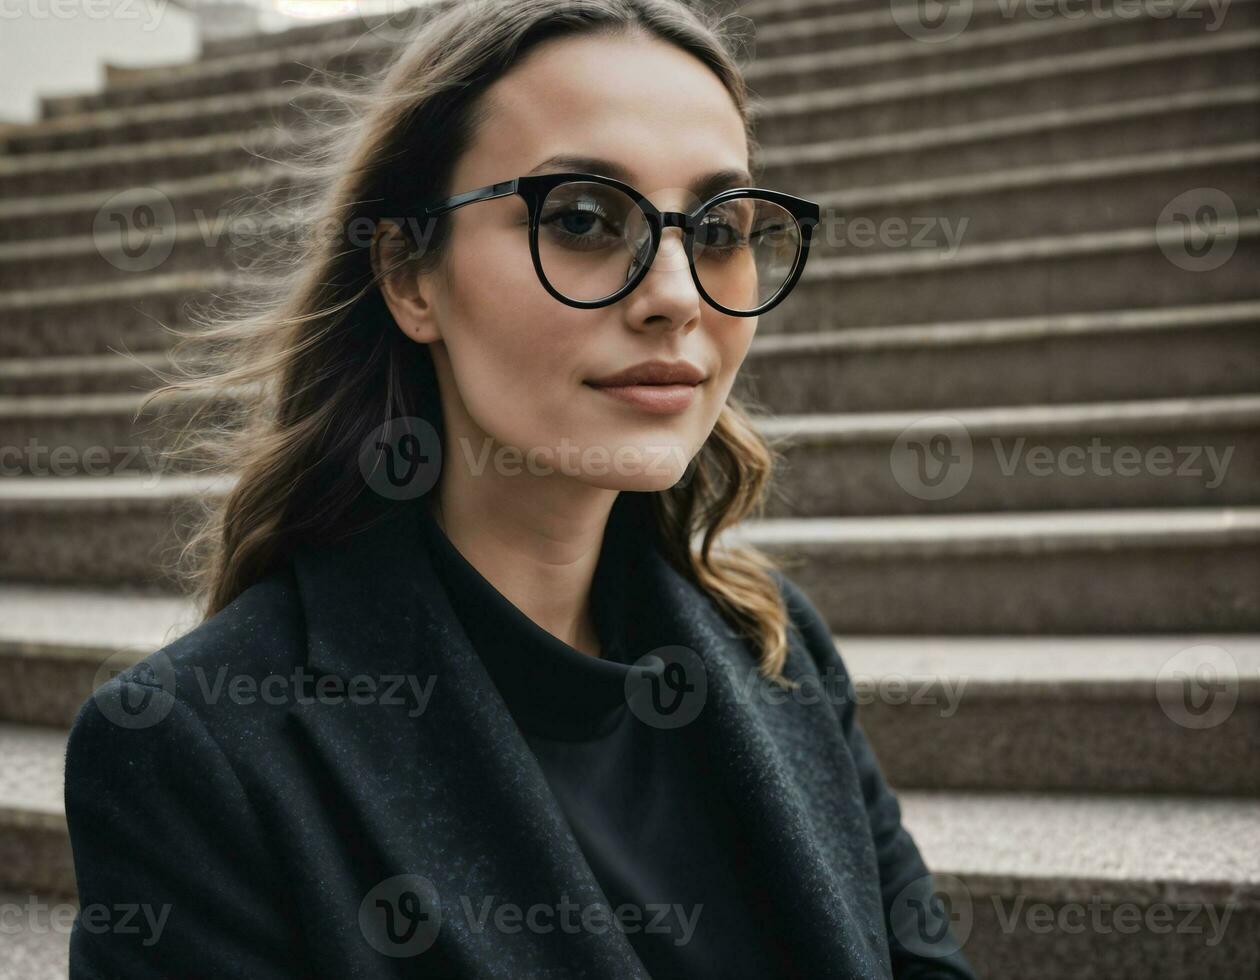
[395,31,756,491]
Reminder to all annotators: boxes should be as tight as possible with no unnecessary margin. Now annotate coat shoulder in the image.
[69,568,308,740]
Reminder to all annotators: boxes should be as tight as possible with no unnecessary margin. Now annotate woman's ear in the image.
[371,219,443,344]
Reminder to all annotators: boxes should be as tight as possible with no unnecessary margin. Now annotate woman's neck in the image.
[428,488,610,659]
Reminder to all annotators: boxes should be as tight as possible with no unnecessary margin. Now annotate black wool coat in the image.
[63,492,977,979]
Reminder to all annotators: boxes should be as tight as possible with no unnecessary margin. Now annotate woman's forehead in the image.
[464,33,747,194]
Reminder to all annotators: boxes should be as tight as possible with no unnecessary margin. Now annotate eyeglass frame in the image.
[414,170,822,317]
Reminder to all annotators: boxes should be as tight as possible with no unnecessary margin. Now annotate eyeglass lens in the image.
[536,181,802,312]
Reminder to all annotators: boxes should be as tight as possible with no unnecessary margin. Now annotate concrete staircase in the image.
[1,0,1257,975]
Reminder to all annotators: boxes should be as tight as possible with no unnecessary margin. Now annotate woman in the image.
[63,0,976,977]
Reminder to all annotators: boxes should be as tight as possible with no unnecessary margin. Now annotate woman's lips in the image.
[584,382,699,414]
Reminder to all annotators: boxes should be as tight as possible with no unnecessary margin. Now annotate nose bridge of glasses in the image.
[649,211,692,259]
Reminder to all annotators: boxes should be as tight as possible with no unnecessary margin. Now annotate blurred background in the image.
[0,0,1257,975]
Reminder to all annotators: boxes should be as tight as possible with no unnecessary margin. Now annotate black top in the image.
[418,491,799,978]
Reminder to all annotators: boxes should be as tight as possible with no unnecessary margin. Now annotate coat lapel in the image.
[623,503,894,979]
[285,494,890,979]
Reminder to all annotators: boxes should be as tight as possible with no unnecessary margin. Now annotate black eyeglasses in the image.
[414,171,821,317]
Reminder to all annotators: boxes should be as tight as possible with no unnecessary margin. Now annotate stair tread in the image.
[755,28,1260,116]
[0,889,68,980]
[749,300,1260,352]
[0,725,67,819]
[735,507,1260,549]
[0,473,231,501]
[900,790,1260,900]
[757,394,1260,438]
[759,83,1260,164]
[0,585,193,660]
[837,634,1260,689]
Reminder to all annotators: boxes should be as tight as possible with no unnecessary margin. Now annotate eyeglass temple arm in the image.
[422,178,521,218]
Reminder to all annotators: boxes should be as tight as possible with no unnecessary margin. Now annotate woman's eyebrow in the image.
[525,154,755,200]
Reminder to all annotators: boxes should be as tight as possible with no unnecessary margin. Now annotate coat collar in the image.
[286,492,891,978]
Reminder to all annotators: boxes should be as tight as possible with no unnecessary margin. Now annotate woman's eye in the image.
[541,202,619,245]
[698,220,745,250]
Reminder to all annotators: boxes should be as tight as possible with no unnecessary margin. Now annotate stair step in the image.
[0,352,170,397]
[0,724,72,897]
[761,83,1260,189]
[0,87,310,158]
[753,0,1116,57]
[195,10,398,64]
[0,128,291,200]
[0,271,233,358]
[0,473,231,589]
[747,0,1258,98]
[0,160,291,243]
[731,507,1260,632]
[742,301,1260,412]
[781,216,1260,330]
[761,396,1260,515]
[38,14,396,117]
[840,635,1260,794]
[753,29,1260,144]
[751,0,1233,56]
[0,888,69,979]
[0,586,194,726]
[898,790,1260,978]
[805,141,1260,254]
[35,35,398,121]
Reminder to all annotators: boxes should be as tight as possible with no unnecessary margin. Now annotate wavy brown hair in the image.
[159,0,800,683]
